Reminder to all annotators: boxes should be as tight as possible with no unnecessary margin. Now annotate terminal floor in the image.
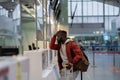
[82,50,120,80]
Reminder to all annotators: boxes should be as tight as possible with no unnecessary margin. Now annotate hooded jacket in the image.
[49,35,83,70]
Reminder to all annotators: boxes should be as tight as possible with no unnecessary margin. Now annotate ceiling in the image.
[0,0,119,11]
[93,0,120,7]
[0,0,120,23]
[0,0,35,23]
[0,0,18,11]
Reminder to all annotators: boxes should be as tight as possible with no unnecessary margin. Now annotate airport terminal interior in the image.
[0,0,120,80]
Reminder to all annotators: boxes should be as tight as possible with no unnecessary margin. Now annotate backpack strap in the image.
[69,41,83,57]
[69,41,75,59]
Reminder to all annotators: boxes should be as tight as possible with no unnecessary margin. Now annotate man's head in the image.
[56,30,67,44]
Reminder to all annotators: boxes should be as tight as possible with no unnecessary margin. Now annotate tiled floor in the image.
[82,50,120,80]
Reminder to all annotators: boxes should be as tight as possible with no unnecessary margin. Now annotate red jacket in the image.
[49,35,83,70]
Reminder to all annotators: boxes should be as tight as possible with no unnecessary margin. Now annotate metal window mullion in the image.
[97,0,99,23]
[19,0,23,55]
[35,1,38,49]
[119,1,120,16]
[92,1,93,18]
[87,1,88,23]
[103,0,105,32]
[49,3,51,41]
[113,1,115,15]
[81,0,83,27]
[108,1,110,32]
[70,0,72,18]
[68,15,118,17]
[42,0,45,48]
[45,0,47,48]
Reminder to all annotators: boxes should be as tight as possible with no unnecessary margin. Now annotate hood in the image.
[65,38,73,44]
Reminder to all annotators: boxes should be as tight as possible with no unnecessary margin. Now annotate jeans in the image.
[60,68,79,80]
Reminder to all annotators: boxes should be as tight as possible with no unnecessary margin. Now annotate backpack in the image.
[70,41,89,72]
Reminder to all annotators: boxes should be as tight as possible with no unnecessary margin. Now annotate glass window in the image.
[114,7,119,15]
[83,2,87,16]
[109,5,114,15]
[68,2,71,16]
[76,2,82,16]
[83,17,88,23]
[105,4,109,15]
[68,1,119,16]
[68,0,119,26]
[93,2,98,15]
[98,2,103,15]
[68,2,78,16]
[98,17,103,23]
[87,2,92,16]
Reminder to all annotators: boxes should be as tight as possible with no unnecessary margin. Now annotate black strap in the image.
[69,41,75,59]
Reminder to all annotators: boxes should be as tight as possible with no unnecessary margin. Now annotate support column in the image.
[58,0,68,34]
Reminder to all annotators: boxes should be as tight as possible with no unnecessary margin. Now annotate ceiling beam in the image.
[22,4,35,18]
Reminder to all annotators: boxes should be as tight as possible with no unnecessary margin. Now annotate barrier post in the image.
[81,71,83,80]
[93,50,95,66]
[92,46,96,67]
[113,46,116,66]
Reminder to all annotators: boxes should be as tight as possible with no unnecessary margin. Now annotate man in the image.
[49,30,83,80]
[78,39,85,51]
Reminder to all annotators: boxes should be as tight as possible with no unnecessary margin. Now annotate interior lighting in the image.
[12,0,14,2]
[101,31,103,34]
[69,36,75,39]
[93,31,96,34]
[50,18,54,24]
[96,31,100,34]
[115,36,118,39]
[37,0,41,4]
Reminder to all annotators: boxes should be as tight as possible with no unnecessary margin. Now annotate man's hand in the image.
[69,63,73,72]
[64,63,73,72]
[55,30,61,36]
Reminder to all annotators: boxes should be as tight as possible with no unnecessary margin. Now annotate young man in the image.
[49,30,83,80]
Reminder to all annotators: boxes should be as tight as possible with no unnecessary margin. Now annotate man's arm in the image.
[49,35,60,50]
[71,41,83,63]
